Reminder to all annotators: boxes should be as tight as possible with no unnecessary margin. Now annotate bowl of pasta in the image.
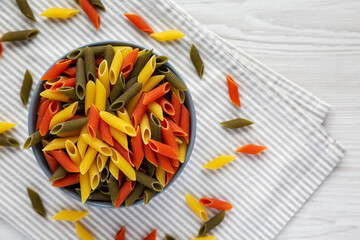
[27,41,196,208]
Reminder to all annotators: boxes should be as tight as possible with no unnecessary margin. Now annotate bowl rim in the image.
[28,41,196,208]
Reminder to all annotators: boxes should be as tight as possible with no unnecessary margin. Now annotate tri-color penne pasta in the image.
[26,44,191,207]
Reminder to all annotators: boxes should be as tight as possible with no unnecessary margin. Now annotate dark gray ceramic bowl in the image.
[28,41,196,208]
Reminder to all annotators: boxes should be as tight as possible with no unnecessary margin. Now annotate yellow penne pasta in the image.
[40,8,79,19]
[147,102,164,121]
[108,160,119,180]
[81,134,112,156]
[95,79,106,111]
[178,139,187,163]
[75,222,94,240]
[175,136,182,144]
[42,136,78,151]
[137,55,156,85]
[49,101,78,129]
[65,140,82,167]
[142,75,165,92]
[185,194,208,222]
[99,111,136,136]
[96,153,108,172]
[109,127,128,150]
[0,122,16,134]
[85,81,96,116]
[109,49,123,85]
[125,92,141,116]
[110,148,136,181]
[191,237,216,240]
[171,86,185,104]
[139,114,151,144]
[202,155,237,169]
[79,147,97,174]
[40,89,72,102]
[56,129,81,138]
[112,46,130,52]
[156,166,166,187]
[51,210,88,221]
[121,47,132,58]
[98,60,110,98]
[89,161,100,190]
[137,49,146,57]
[80,172,90,203]
[116,108,131,125]
[150,30,185,41]
[77,126,88,159]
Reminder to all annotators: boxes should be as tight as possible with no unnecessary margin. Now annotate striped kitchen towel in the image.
[0,0,344,240]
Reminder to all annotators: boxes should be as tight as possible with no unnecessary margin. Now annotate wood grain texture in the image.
[1,0,359,239]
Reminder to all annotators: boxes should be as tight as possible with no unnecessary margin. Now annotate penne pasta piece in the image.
[177,139,187,163]
[156,153,174,174]
[165,235,177,240]
[128,49,153,79]
[143,82,171,105]
[171,92,182,124]
[220,118,253,129]
[27,188,46,217]
[110,127,128,150]
[75,222,94,240]
[190,44,204,78]
[164,116,187,137]
[40,8,79,19]
[110,73,125,103]
[150,30,185,41]
[110,148,136,181]
[124,76,138,92]
[150,113,162,142]
[87,104,99,139]
[0,29,39,42]
[124,13,154,33]
[140,114,151,144]
[56,129,82,138]
[42,59,72,80]
[115,226,126,240]
[79,147,98,174]
[51,149,80,172]
[79,0,100,30]
[16,0,36,21]
[236,144,267,154]
[161,118,178,153]
[96,153,108,172]
[49,101,78,129]
[98,118,113,145]
[109,49,123,85]
[67,46,106,59]
[199,197,233,211]
[155,166,166,187]
[185,194,208,222]
[43,136,78,151]
[171,86,185,104]
[57,87,79,101]
[113,140,132,165]
[125,183,144,207]
[104,45,114,66]
[51,210,88,221]
[131,93,147,127]
[202,156,236,169]
[158,66,187,91]
[148,139,178,159]
[115,180,135,208]
[80,172,91,203]
[40,90,72,102]
[82,134,112,156]
[155,56,169,68]
[0,122,16,134]
[95,79,106,111]
[107,175,119,205]
[110,82,142,111]
[63,66,77,77]
[157,97,175,116]
[51,77,76,90]
[84,46,96,81]
[44,151,59,173]
[99,111,136,136]
[39,101,61,136]
[88,0,105,11]
[20,69,33,106]
[145,159,156,176]
[135,170,163,192]
[226,74,241,107]
[144,229,157,240]
[77,126,89,159]
[142,75,165,93]
[143,188,156,206]
[179,104,190,143]
[98,60,110,98]
[52,173,80,187]
[0,136,20,148]
[65,140,82,167]
[23,131,47,149]
[131,128,144,170]
[137,55,156,85]
[144,144,158,167]
[75,58,86,100]
[198,211,226,237]
[121,48,139,79]
[109,159,119,180]
[48,165,67,182]
[165,166,178,186]
[126,92,142,116]
[51,117,88,135]
[147,102,163,121]
[89,161,100,189]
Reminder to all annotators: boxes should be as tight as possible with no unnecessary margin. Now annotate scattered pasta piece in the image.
[0,122,17,134]
[198,211,226,237]
[190,44,204,78]
[226,74,241,107]
[75,222,94,240]
[236,144,267,154]
[199,197,233,211]
[89,0,106,11]
[0,29,39,42]
[51,210,88,221]
[16,0,36,21]
[115,226,126,240]
[150,30,185,42]
[27,188,46,217]
[79,0,101,30]
[202,156,236,169]
[40,8,79,19]
[220,118,253,129]
[143,229,157,240]
[124,13,154,34]
[165,235,177,240]
[185,194,208,222]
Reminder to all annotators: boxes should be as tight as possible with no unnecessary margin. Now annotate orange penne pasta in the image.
[131,127,144,170]
[121,48,139,79]
[179,105,190,143]
[156,97,175,116]
[37,97,47,115]
[50,77,76,92]
[36,99,51,130]
[63,66,77,77]
[169,157,179,167]
[156,153,174,174]
[113,140,132,165]
[226,74,241,107]
[115,226,126,240]
[41,59,72,80]
[39,100,61,136]
[161,118,178,154]
[87,104,100,139]
[236,144,267,154]
[124,13,154,34]
[171,92,182,124]
[164,116,187,137]
[51,149,80,172]
[165,166,178,186]
[80,0,101,30]
[148,139,178,159]
[115,180,135,208]
[143,229,157,240]
[144,144,157,167]
[95,57,104,66]
[99,118,113,146]
[52,173,79,187]
[143,83,171,105]
[199,197,233,211]
[44,151,59,173]
[131,93,147,127]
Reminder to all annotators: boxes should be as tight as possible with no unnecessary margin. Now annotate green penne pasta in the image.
[135,170,163,192]
[49,166,67,181]
[190,44,204,78]
[107,175,119,205]
[105,100,116,116]
[109,72,125,103]
[220,118,254,129]
[84,46,96,82]
[90,0,106,10]
[165,235,177,240]
[62,102,84,112]
[100,164,110,182]
[146,160,156,177]
[23,131,47,149]
[128,49,153,78]
[150,113,162,142]
[104,45,114,65]
[198,211,226,237]
[20,69,33,106]
[98,184,110,196]
[27,188,46,217]
[75,57,86,100]
[57,87,80,101]
[67,45,106,60]
[109,82,142,111]
[124,76,138,92]
[0,29,39,42]
[158,66,187,91]
[125,183,145,207]
[155,55,169,68]
[50,117,88,135]
[88,191,111,201]
[16,0,36,21]
[143,188,156,206]
[0,136,20,147]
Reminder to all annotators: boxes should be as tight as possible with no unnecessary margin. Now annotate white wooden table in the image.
[1,0,359,239]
